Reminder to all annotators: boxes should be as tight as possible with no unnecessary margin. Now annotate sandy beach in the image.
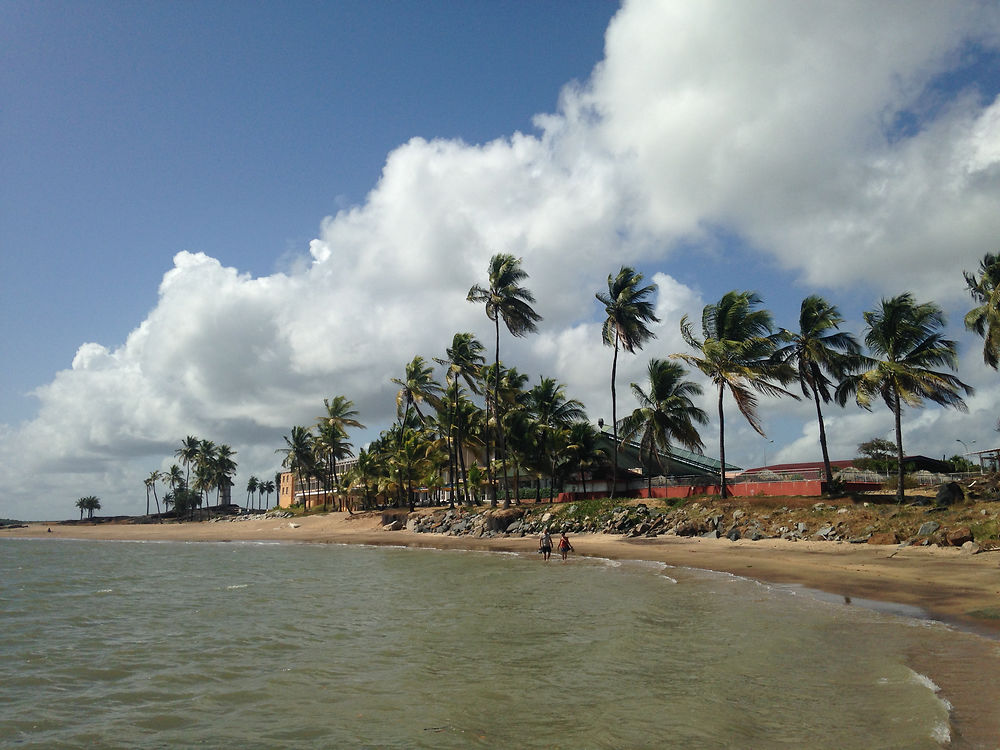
[7,512,1000,746]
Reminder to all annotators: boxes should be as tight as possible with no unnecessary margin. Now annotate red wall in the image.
[547,480,882,503]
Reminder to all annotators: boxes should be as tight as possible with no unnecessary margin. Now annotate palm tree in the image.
[837,293,974,502]
[316,396,364,511]
[964,252,1000,369]
[261,479,275,510]
[145,470,163,520]
[77,495,100,519]
[773,295,861,486]
[562,421,608,495]
[528,376,587,501]
[392,356,444,427]
[673,290,797,498]
[165,464,184,493]
[175,435,201,488]
[246,476,259,510]
[436,333,486,505]
[596,266,660,497]
[467,253,542,503]
[276,426,316,510]
[212,444,237,507]
[618,359,708,493]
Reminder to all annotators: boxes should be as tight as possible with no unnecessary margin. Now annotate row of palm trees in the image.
[244,475,276,512]
[274,249,997,513]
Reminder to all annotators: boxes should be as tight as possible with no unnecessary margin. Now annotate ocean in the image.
[0,538,975,748]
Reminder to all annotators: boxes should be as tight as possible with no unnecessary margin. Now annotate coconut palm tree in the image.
[436,333,486,505]
[144,470,163,520]
[77,495,100,519]
[75,496,87,520]
[261,479,275,510]
[316,396,364,510]
[596,266,659,497]
[246,476,259,510]
[773,295,861,485]
[467,253,542,503]
[392,356,444,427]
[212,444,237,508]
[276,426,316,510]
[528,376,587,500]
[618,359,708,492]
[673,290,797,498]
[964,252,1000,369]
[836,293,973,502]
[562,421,607,495]
[175,435,201,488]
[165,464,184,493]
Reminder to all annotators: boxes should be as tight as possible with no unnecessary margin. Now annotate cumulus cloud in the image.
[3,0,999,519]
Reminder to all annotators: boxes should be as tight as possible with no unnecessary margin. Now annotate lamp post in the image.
[763,439,774,470]
[956,439,977,473]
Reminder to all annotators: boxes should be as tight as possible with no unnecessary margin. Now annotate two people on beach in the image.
[539,529,573,561]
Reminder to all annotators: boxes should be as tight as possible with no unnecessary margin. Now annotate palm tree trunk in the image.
[152,485,162,522]
[810,380,834,486]
[893,388,905,503]
[491,316,500,506]
[610,337,619,499]
[718,385,728,499]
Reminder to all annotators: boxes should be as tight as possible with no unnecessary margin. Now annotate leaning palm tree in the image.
[392,356,444,427]
[596,266,659,497]
[673,290,797,498]
[837,293,974,502]
[145,470,163,521]
[964,252,1000,369]
[467,253,542,502]
[773,295,861,486]
[619,359,708,491]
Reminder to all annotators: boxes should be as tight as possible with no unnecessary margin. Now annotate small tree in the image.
[853,437,896,474]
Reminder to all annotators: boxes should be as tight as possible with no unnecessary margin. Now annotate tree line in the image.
[278,250,1000,509]
[118,250,997,520]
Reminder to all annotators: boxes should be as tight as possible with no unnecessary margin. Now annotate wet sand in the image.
[6,513,1000,747]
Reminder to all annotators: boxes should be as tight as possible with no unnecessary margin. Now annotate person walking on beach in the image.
[539,529,553,561]
[557,531,574,561]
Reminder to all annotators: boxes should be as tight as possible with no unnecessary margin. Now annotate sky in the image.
[2,0,999,521]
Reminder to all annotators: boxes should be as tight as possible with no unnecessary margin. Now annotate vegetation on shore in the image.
[112,252,999,521]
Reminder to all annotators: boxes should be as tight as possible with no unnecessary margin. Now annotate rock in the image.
[815,526,834,538]
[935,482,964,507]
[701,529,720,539]
[961,540,981,554]
[797,522,808,534]
[732,509,745,520]
[288,522,300,529]
[836,508,849,514]
[867,532,900,545]
[383,520,404,531]
[726,526,741,541]
[945,527,974,546]
[916,521,940,537]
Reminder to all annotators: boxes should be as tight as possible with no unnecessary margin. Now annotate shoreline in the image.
[7,512,1000,746]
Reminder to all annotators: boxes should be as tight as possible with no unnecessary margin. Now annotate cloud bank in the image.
[4,0,1000,519]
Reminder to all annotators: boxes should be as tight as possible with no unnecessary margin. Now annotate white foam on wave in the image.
[95,588,113,594]
[226,584,248,590]
[904,668,953,745]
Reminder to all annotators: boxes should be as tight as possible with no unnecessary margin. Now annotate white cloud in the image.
[3,0,1000,519]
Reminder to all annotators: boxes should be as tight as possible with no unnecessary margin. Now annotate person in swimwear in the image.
[557,531,574,561]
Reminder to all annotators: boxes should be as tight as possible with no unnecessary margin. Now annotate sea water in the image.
[0,539,967,748]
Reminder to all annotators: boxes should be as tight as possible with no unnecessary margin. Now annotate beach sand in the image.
[7,513,1000,747]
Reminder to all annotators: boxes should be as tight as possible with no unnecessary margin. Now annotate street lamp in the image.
[956,439,977,473]
[763,439,774,469]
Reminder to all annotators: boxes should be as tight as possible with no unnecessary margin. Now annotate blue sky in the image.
[2,0,1000,520]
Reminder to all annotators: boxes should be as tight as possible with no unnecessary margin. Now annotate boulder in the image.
[916,521,940,537]
[935,482,964,507]
[945,527,974,546]
[726,526,741,541]
[961,540,981,554]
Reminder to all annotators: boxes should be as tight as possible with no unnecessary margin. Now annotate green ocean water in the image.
[0,538,959,748]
